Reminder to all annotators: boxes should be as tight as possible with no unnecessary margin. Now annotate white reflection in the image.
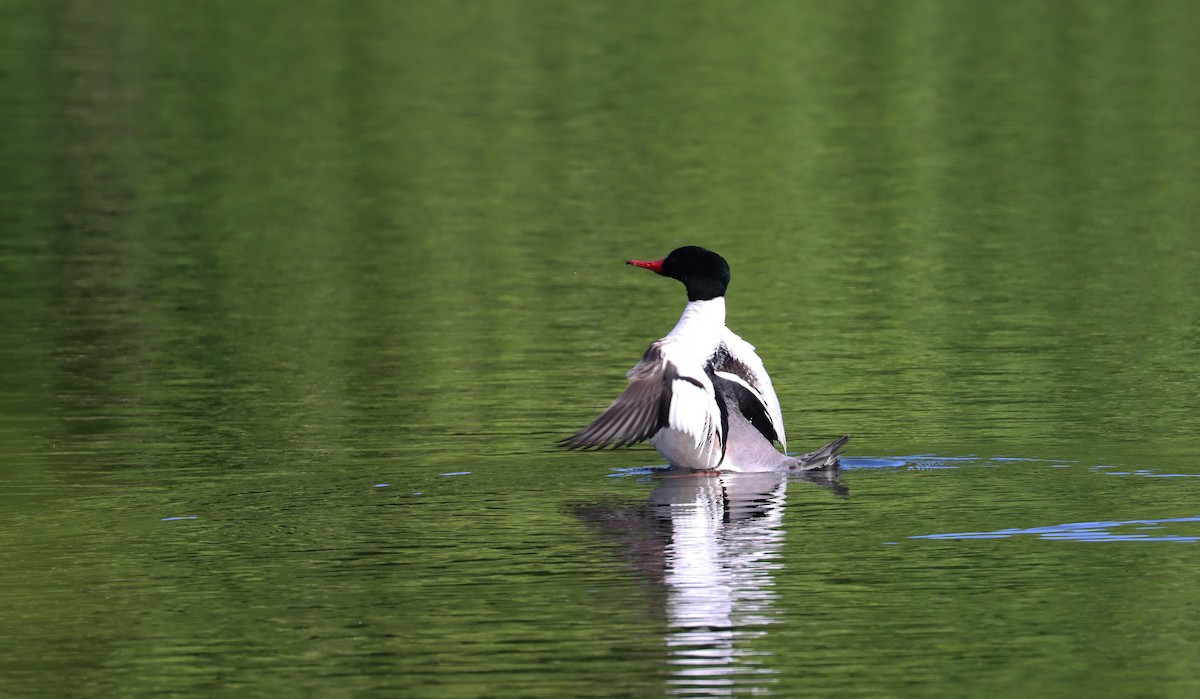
[651,472,790,696]
[575,469,842,697]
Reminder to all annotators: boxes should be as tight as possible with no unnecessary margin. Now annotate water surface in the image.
[2,1,1200,697]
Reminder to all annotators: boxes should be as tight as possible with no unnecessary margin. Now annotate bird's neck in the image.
[666,297,727,343]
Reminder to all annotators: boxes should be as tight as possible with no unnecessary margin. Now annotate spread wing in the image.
[560,342,727,459]
[713,329,787,450]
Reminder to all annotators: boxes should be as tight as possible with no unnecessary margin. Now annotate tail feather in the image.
[789,435,851,472]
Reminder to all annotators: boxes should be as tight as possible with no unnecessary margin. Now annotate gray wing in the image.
[560,344,671,450]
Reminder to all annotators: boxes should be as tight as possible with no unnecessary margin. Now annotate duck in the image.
[561,245,850,472]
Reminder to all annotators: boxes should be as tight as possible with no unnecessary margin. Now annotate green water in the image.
[3,1,1200,696]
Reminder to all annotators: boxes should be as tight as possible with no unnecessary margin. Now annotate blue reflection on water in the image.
[611,455,1200,479]
[842,456,1200,481]
[841,455,1063,471]
[911,516,1200,543]
[607,465,665,478]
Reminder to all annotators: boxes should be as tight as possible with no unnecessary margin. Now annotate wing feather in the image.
[713,330,787,450]
[560,344,670,449]
[561,341,727,460]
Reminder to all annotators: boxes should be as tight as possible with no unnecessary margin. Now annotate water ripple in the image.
[911,516,1200,543]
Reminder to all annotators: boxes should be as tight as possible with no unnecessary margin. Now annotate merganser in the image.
[561,246,850,472]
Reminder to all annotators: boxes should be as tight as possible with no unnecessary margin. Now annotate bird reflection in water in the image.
[574,469,844,696]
